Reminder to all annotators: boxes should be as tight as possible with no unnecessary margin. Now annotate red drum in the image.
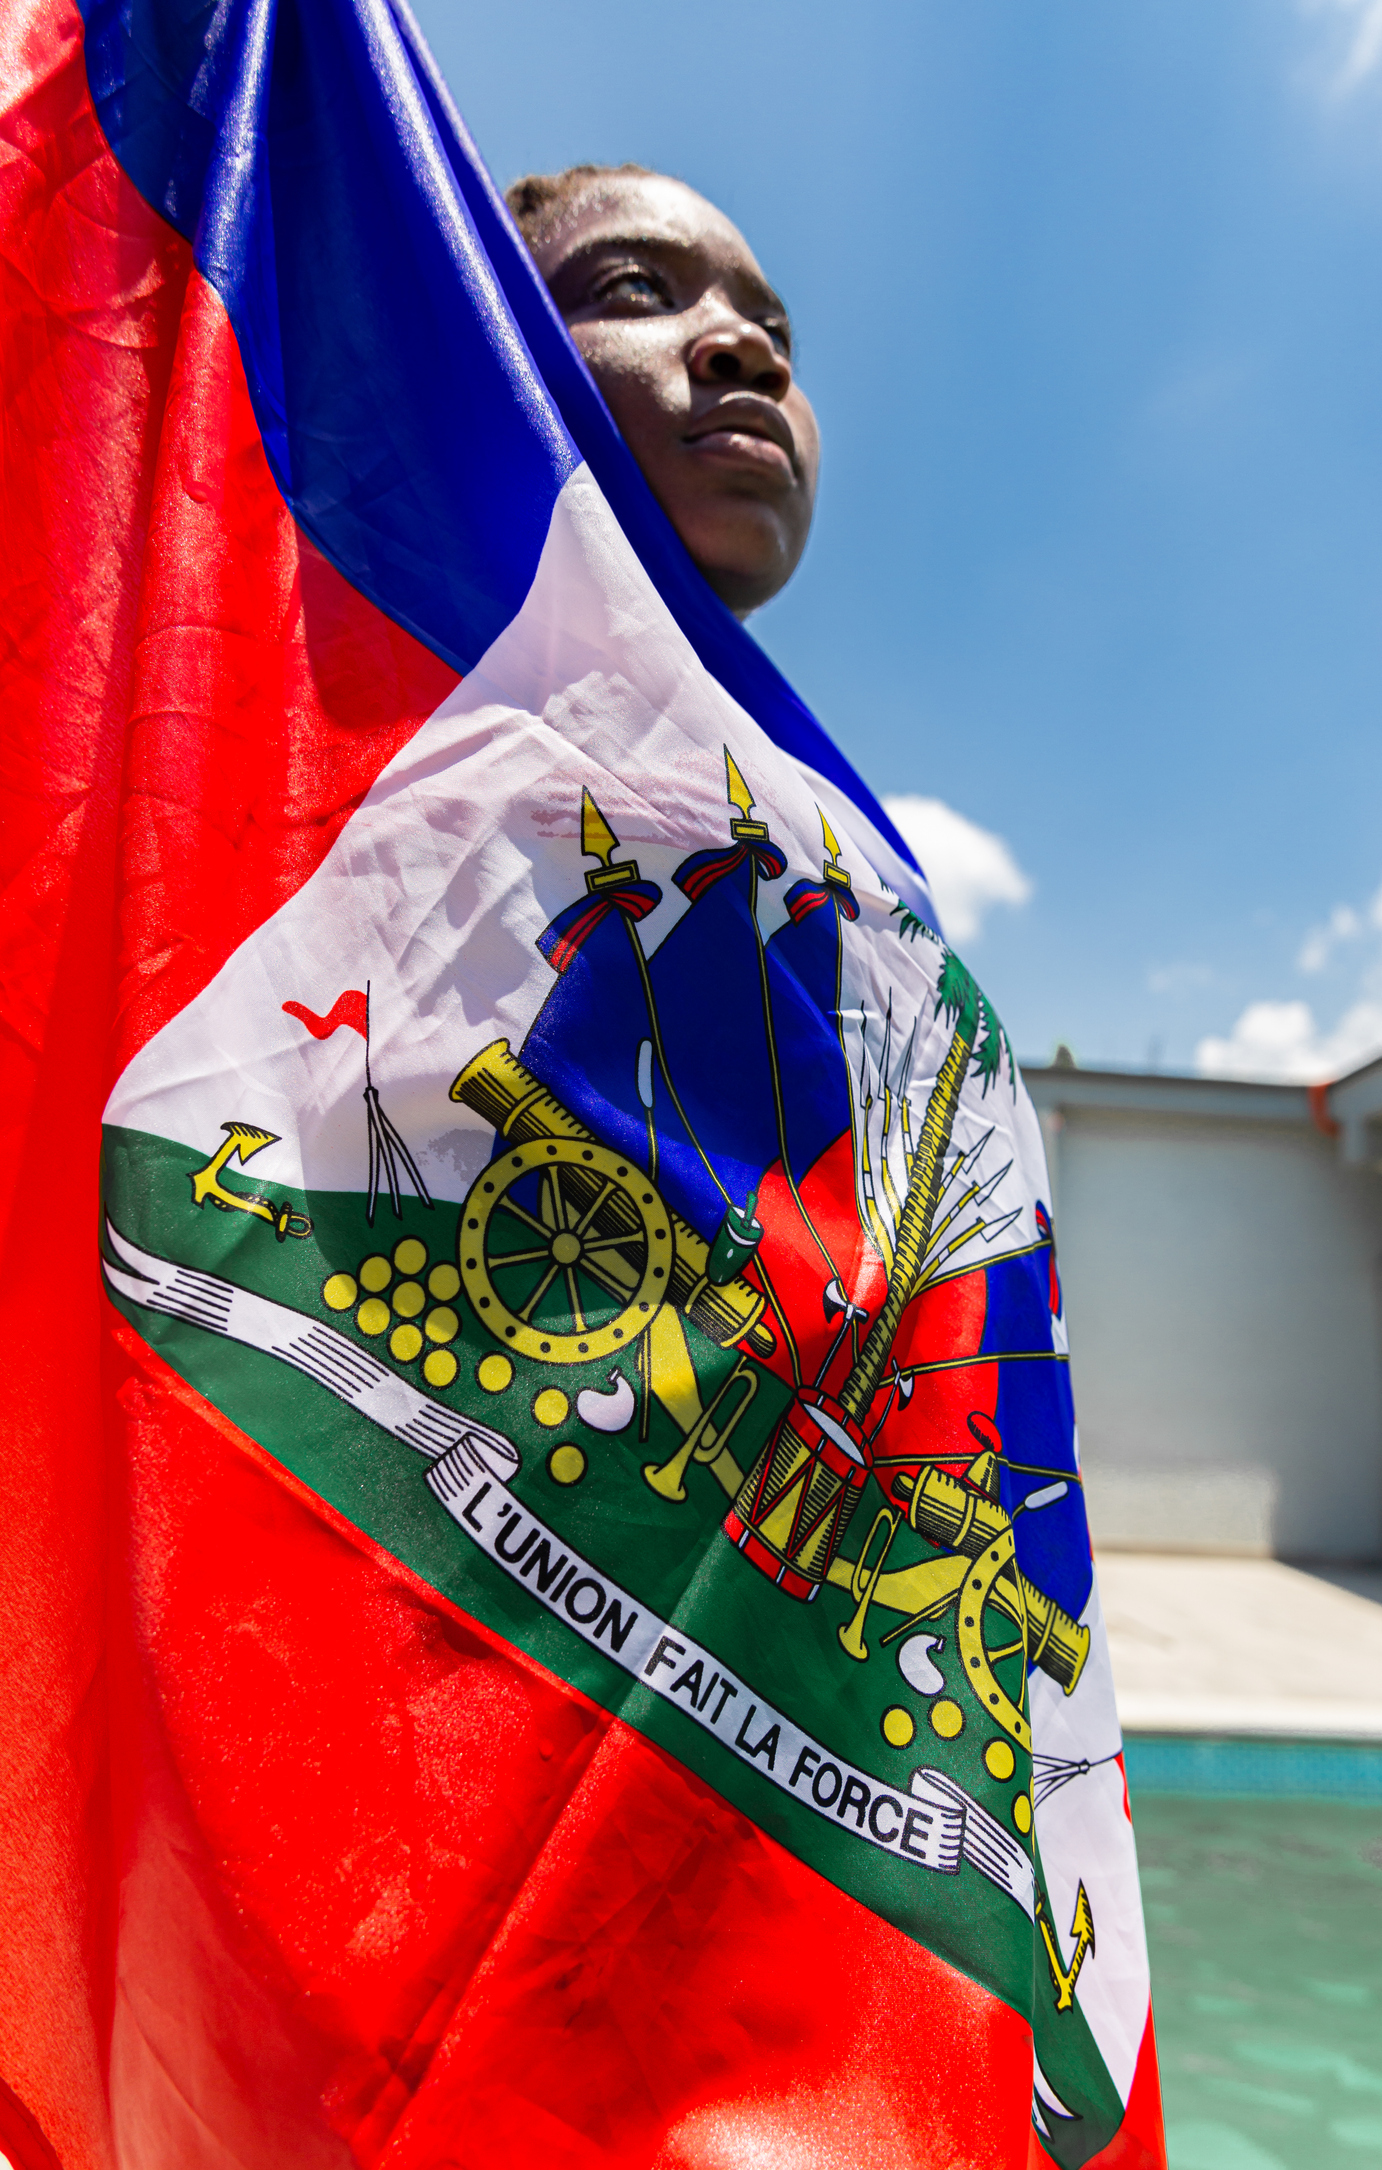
[724,1389,872,1601]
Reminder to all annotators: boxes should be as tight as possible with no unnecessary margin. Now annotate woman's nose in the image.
[688,317,792,400]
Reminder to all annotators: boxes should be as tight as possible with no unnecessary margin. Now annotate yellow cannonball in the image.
[548,1444,587,1485]
[929,1698,964,1741]
[322,1273,357,1311]
[428,1262,461,1301]
[394,1236,427,1276]
[423,1348,458,1389]
[356,1297,390,1336]
[425,1306,459,1344]
[984,1740,1017,1783]
[390,1323,424,1362]
[881,1706,916,1750]
[392,1280,425,1319]
[532,1388,569,1429]
[1012,1792,1032,1835]
[477,1354,513,1394]
[359,1254,392,1293]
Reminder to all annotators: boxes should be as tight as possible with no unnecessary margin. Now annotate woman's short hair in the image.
[504,163,656,249]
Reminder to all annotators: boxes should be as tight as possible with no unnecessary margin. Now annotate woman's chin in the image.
[675,513,803,616]
[696,557,788,619]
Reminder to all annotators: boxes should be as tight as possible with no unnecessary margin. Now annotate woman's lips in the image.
[683,425,796,477]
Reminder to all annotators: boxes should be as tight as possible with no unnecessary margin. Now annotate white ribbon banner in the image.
[102,1216,519,1480]
[428,1441,1035,1917]
[102,1214,1034,1917]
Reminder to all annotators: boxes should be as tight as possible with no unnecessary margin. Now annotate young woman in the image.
[508,165,819,619]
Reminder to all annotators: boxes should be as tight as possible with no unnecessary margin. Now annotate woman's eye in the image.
[599,272,666,308]
[764,320,792,357]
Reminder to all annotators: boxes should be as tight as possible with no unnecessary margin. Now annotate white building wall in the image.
[1025,1073,1382,1562]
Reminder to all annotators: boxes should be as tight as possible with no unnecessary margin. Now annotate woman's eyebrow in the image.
[558,234,790,320]
[543,234,676,296]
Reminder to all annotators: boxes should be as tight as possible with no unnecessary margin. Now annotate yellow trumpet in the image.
[837,1506,899,1663]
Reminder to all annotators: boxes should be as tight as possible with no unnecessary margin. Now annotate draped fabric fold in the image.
[0,1,1165,2164]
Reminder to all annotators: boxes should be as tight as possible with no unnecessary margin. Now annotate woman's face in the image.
[531,174,820,618]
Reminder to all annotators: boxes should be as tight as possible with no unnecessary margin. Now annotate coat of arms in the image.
[103,749,1126,2164]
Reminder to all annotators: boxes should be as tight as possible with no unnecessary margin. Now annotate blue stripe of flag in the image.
[82,0,927,894]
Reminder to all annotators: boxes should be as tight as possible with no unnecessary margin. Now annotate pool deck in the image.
[1095,1551,1382,1739]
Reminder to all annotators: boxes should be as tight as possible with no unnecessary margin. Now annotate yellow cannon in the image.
[450,1040,773,1363]
[825,1460,1090,1748]
[898,1464,1091,1698]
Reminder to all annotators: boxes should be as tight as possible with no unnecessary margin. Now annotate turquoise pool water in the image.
[1128,1742,1382,2170]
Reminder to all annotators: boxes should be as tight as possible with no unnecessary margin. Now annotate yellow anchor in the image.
[1037,1882,1095,2012]
[189,1122,312,1241]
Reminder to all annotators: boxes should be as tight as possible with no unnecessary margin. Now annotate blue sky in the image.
[414,0,1382,1078]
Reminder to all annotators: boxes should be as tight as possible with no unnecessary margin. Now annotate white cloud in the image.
[882,795,1033,945]
[1300,0,1382,93]
[1196,997,1382,1082]
[1298,902,1361,973]
[1195,871,1382,1080]
[1148,962,1214,996]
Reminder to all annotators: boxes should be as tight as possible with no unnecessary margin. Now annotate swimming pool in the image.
[1128,1740,1382,2170]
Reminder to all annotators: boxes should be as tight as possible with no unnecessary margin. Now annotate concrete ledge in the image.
[1116,1692,1382,1740]
[1024,1064,1313,1126]
[1097,1551,1382,1741]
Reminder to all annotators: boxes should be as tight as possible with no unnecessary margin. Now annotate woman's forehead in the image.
[545,174,769,285]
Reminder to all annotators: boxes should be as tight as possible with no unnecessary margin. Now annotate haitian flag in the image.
[0,0,1166,2162]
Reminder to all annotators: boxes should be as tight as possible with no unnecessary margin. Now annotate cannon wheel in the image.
[460,1137,673,1365]
[954,1522,1031,1750]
